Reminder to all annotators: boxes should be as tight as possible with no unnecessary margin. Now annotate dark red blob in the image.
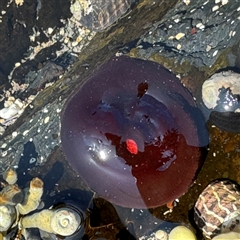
[61,56,208,209]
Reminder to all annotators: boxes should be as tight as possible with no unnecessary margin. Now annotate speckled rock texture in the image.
[0,0,179,175]
[130,0,240,69]
[70,0,137,31]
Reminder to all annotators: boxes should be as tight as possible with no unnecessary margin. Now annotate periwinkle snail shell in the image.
[50,207,82,236]
[194,179,240,239]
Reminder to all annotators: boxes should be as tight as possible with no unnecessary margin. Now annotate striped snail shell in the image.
[194,179,240,239]
[50,207,82,236]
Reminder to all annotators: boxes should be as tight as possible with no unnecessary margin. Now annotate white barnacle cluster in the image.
[70,0,92,21]
[0,81,35,135]
[0,169,21,237]
[0,169,83,240]
[70,0,82,22]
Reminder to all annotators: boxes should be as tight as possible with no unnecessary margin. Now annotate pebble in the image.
[177,44,181,50]
[212,232,240,239]
[183,0,190,5]
[175,32,185,40]
[155,230,168,240]
[206,45,211,52]
[196,23,205,29]
[168,226,196,240]
[212,5,219,11]
[221,0,228,5]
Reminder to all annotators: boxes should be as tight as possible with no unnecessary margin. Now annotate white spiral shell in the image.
[0,205,16,231]
[50,207,81,236]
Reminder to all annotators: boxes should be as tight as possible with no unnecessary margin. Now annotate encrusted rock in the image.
[70,0,137,31]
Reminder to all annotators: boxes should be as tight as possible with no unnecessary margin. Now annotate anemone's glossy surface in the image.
[61,56,208,208]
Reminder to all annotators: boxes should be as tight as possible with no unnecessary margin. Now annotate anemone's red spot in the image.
[126,139,138,154]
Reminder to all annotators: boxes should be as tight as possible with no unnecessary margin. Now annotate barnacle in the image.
[0,169,85,239]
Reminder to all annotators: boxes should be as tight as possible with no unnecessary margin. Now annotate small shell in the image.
[194,179,240,239]
[50,207,82,236]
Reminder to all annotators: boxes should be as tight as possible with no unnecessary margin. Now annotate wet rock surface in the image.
[0,0,240,239]
[70,0,137,31]
[129,0,240,72]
